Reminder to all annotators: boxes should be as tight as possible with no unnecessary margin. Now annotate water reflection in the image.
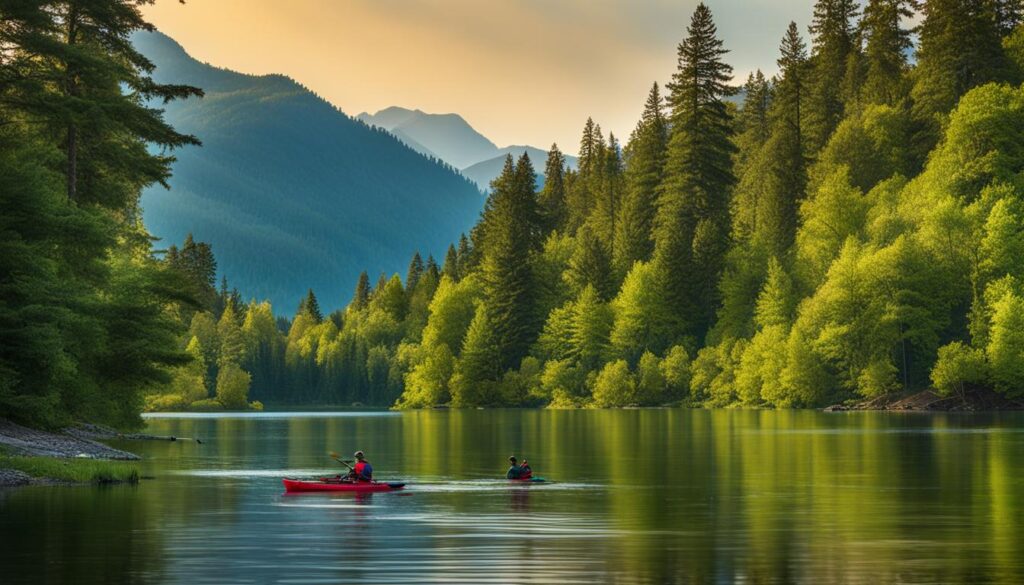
[0,410,1022,584]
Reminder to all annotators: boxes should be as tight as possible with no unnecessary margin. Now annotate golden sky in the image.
[144,0,815,153]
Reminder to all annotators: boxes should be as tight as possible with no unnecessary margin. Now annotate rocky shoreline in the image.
[825,388,1024,412]
[0,419,141,488]
[0,419,140,460]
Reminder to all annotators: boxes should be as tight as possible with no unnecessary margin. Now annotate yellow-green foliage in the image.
[216,363,252,410]
[591,360,636,408]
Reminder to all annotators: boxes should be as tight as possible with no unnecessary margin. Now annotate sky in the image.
[143,0,817,154]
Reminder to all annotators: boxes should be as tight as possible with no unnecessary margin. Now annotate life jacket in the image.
[353,460,371,481]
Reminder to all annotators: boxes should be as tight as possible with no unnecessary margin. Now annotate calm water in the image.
[1,410,1023,584]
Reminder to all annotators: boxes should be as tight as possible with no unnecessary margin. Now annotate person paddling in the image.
[349,450,373,482]
[506,455,532,480]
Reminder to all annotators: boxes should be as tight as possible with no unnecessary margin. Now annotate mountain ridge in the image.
[136,31,484,312]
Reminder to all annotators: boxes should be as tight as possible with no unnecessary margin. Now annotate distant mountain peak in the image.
[133,31,483,311]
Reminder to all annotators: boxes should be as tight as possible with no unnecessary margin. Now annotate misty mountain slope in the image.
[136,31,484,311]
[357,106,498,169]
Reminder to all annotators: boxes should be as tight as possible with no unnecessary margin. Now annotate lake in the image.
[1,409,1022,584]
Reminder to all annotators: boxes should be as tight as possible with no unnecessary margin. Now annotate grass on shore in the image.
[0,453,140,484]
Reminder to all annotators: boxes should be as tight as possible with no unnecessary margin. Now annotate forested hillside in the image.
[147,0,1024,411]
[135,32,484,311]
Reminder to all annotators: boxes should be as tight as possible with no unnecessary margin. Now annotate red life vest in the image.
[353,461,370,481]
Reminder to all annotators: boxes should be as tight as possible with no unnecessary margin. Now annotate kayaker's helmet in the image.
[354,450,365,460]
[509,455,517,463]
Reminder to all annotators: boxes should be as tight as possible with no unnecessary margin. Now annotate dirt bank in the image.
[825,387,1024,412]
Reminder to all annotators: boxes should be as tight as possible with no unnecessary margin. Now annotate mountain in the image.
[356,107,498,169]
[357,107,578,190]
[135,31,484,312]
[461,145,579,191]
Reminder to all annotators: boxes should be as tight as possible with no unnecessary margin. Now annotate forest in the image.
[5,1,1024,428]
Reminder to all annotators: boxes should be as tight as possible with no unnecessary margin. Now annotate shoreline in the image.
[825,388,1024,413]
[0,419,142,488]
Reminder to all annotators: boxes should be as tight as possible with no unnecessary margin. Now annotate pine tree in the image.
[614,83,668,280]
[456,233,474,276]
[566,225,615,301]
[451,304,502,406]
[406,252,424,292]
[760,23,811,253]
[11,2,204,203]
[860,0,915,106]
[218,300,246,367]
[538,144,568,232]
[912,0,1011,126]
[654,3,737,341]
[442,244,460,281]
[352,271,371,309]
[806,0,861,153]
[734,71,773,174]
[479,154,542,371]
[299,289,323,323]
[424,255,440,282]
[566,119,606,232]
[591,132,624,254]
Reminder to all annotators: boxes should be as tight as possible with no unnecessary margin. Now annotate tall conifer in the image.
[654,3,737,341]
[613,83,668,278]
[806,0,861,153]
[860,0,915,106]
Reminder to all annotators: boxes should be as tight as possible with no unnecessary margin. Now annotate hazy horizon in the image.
[143,0,818,154]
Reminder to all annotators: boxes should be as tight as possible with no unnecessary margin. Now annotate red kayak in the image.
[282,478,406,493]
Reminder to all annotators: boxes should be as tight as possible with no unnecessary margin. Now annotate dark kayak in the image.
[282,478,406,493]
[510,477,546,483]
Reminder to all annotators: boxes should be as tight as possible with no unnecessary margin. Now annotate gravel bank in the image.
[0,419,140,460]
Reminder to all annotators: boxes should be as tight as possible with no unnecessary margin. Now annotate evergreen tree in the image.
[456,233,473,277]
[352,271,371,310]
[591,132,624,252]
[538,144,568,232]
[568,286,614,372]
[566,225,615,301]
[806,0,861,153]
[299,289,323,323]
[566,118,605,232]
[614,83,668,279]
[450,304,501,405]
[424,254,440,282]
[442,244,460,281]
[218,300,245,367]
[734,71,773,174]
[479,154,542,371]
[860,0,916,106]
[406,252,424,292]
[654,3,737,341]
[912,0,1010,126]
[0,1,203,204]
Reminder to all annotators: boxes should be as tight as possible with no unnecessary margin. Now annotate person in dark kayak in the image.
[506,456,532,480]
[349,450,373,482]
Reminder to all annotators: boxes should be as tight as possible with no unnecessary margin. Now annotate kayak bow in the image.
[282,478,406,493]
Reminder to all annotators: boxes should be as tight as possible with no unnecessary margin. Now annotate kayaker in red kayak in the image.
[348,451,373,482]
[506,455,532,480]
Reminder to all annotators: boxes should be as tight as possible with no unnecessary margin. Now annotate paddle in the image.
[328,451,357,473]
